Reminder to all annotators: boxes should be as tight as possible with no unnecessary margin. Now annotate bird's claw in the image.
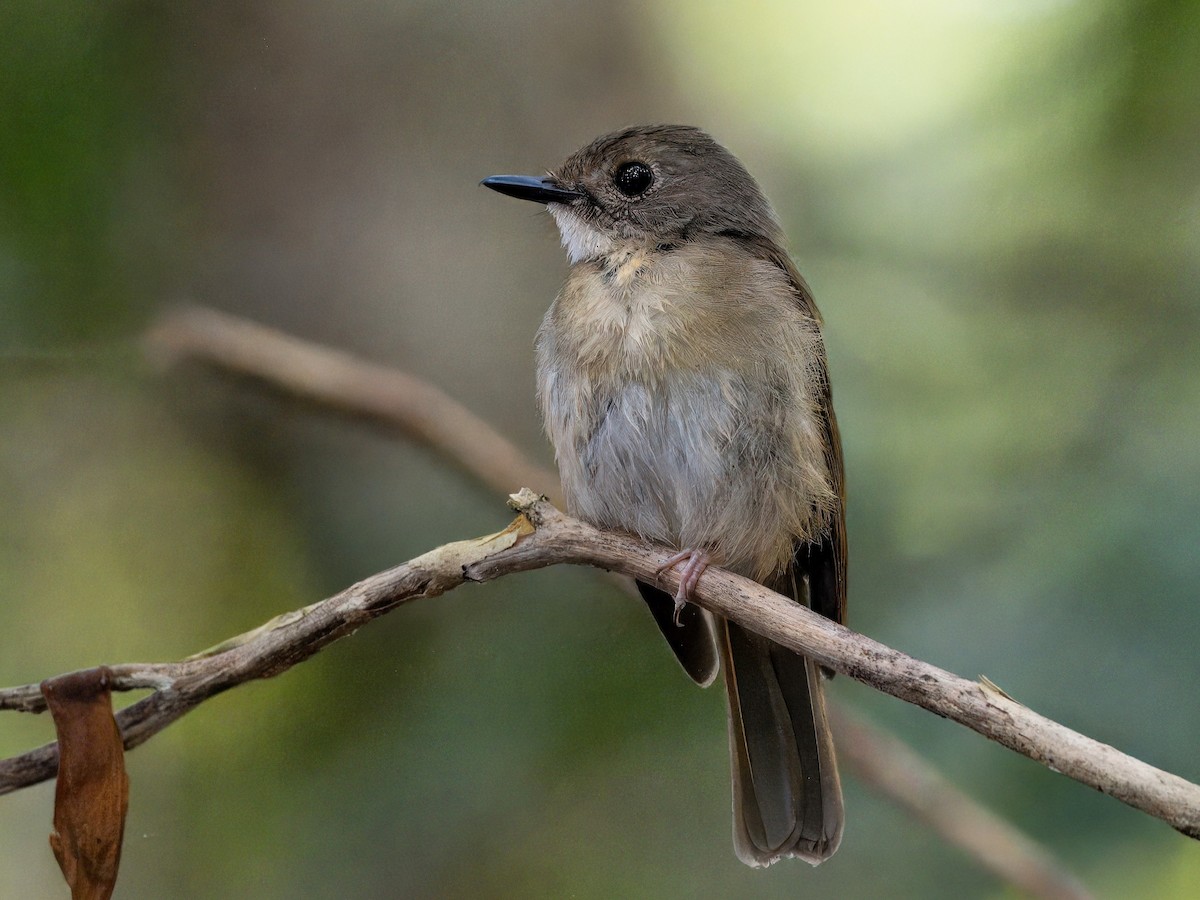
[655,549,711,626]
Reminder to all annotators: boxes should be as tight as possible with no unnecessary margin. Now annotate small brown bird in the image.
[483,125,845,866]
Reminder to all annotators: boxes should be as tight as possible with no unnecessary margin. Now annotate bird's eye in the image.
[613,161,653,197]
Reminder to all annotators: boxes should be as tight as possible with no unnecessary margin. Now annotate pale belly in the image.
[541,365,809,582]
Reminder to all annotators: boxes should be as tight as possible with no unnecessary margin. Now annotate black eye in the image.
[613,161,653,197]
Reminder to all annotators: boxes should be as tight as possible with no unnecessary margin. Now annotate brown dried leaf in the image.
[41,667,129,900]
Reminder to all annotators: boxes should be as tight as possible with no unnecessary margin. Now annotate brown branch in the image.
[143,304,559,503]
[829,706,1092,900]
[4,492,1199,848]
[0,517,535,792]
[6,305,1190,897]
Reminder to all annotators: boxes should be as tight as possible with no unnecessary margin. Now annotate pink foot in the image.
[655,549,711,626]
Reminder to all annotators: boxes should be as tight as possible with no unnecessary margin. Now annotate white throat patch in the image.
[548,204,616,264]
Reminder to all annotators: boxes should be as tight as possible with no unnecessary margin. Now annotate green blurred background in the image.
[2,1,1198,897]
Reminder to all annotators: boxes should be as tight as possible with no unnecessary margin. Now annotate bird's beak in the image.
[481,175,583,205]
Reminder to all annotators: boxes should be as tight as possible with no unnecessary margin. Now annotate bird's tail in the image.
[721,617,843,866]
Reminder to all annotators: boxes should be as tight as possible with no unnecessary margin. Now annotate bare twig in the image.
[3,493,1199,847]
[9,305,1194,899]
[144,305,559,502]
[0,517,536,793]
[829,706,1092,900]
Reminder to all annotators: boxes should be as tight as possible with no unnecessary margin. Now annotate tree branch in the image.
[6,304,1192,899]
[4,491,1198,846]
[830,705,1091,900]
[1,514,536,792]
[143,304,559,502]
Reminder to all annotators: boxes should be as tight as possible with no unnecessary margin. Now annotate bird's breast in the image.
[549,247,692,376]
[534,240,835,580]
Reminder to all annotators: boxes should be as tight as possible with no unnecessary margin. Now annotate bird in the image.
[482,124,846,867]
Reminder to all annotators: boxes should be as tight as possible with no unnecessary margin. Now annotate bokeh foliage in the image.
[2,1,1197,897]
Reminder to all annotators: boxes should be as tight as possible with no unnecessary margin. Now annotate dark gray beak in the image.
[481,175,582,205]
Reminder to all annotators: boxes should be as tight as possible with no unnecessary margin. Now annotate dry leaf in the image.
[41,667,130,900]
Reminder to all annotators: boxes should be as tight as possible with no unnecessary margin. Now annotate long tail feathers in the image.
[722,619,843,866]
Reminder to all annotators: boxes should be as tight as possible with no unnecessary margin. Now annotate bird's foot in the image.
[655,549,711,626]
